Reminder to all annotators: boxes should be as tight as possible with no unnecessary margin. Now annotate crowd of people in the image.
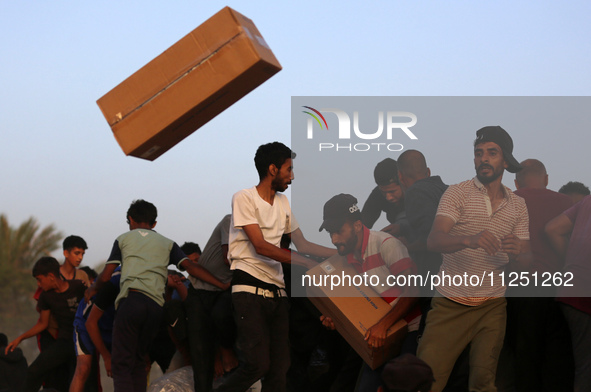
[1,127,590,392]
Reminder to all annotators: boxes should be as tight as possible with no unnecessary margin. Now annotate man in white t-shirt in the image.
[214,142,334,392]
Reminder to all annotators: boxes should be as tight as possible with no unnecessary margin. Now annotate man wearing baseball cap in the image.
[319,193,421,391]
[417,126,531,392]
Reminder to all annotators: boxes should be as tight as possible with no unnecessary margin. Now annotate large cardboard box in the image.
[97,7,282,160]
[306,255,408,370]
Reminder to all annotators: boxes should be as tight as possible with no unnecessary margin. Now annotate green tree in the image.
[0,214,63,340]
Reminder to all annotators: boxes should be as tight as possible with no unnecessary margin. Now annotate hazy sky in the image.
[1,1,590,269]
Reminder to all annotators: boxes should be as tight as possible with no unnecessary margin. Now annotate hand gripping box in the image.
[306,255,408,369]
[97,7,282,160]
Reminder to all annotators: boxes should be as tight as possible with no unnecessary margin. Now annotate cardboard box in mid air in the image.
[97,7,282,160]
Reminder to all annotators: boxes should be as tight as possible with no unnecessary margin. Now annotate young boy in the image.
[70,267,122,392]
[61,235,90,286]
[29,235,90,391]
[5,256,86,392]
[86,199,228,392]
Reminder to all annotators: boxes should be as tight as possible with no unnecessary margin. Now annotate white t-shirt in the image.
[229,187,299,288]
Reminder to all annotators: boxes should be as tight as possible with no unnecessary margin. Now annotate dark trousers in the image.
[560,303,591,392]
[24,337,76,392]
[111,291,163,392]
[185,287,235,391]
[38,331,71,392]
[505,297,574,392]
[214,292,290,392]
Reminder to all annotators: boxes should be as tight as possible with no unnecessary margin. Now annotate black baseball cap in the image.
[474,126,522,173]
[319,194,362,232]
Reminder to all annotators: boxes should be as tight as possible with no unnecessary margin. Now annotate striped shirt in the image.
[347,226,422,331]
[436,178,529,306]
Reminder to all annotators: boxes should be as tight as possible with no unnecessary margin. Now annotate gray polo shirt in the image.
[189,214,232,291]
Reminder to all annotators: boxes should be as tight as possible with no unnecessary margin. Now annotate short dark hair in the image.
[254,142,296,181]
[80,266,98,281]
[559,181,590,196]
[127,199,157,225]
[180,242,202,255]
[32,256,61,278]
[374,158,399,186]
[63,235,88,251]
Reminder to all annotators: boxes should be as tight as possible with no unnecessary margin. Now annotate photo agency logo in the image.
[302,106,418,152]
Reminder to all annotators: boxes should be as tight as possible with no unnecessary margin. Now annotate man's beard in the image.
[476,164,503,184]
[335,232,358,256]
[271,177,289,192]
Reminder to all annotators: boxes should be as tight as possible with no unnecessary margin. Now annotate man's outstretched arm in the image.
[242,224,317,269]
[290,228,336,259]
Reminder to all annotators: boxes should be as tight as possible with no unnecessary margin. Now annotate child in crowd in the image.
[5,256,86,392]
[60,235,91,286]
[80,266,98,285]
[31,235,90,390]
[70,267,121,392]
[86,199,228,392]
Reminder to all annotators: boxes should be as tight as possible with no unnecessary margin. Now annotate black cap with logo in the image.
[319,193,362,232]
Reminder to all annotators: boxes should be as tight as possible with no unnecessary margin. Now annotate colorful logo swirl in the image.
[302,106,329,130]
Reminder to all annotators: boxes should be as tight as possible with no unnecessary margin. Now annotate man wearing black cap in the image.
[319,193,421,391]
[417,126,531,392]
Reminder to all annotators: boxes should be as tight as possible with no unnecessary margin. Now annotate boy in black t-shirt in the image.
[5,256,86,392]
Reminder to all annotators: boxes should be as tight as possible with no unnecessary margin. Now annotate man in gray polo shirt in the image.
[184,214,237,391]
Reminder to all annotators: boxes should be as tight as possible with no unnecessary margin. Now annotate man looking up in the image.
[417,126,530,392]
